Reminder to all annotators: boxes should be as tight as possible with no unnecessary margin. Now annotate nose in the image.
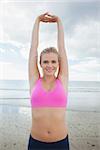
[46,64,53,70]
[47,62,53,67]
[47,67,52,70]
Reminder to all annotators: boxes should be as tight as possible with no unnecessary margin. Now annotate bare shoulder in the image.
[29,74,40,95]
[57,74,68,92]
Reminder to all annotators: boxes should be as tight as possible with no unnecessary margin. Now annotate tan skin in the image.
[40,53,59,83]
[28,12,69,142]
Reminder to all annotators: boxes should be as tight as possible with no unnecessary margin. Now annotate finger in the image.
[47,13,56,18]
[45,15,52,19]
[50,19,56,22]
[46,13,52,16]
[43,20,49,22]
[39,12,48,18]
[42,20,49,23]
[46,14,53,18]
[43,17,49,21]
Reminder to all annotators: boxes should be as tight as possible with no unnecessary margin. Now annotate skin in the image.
[40,53,59,82]
[30,52,68,142]
[29,12,69,142]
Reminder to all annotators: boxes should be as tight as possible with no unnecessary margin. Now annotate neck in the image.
[43,75,56,83]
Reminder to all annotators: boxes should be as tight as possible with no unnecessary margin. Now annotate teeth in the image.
[46,69,52,72]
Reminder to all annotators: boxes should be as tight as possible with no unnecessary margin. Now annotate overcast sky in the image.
[0,0,99,81]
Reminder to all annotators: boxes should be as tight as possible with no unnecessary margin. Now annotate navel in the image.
[47,131,51,134]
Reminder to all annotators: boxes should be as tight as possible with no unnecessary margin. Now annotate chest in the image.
[31,81,67,107]
[30,78,68,95]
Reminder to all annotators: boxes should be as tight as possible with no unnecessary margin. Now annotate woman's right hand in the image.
[37,12,51,23]
[37,12,60,23]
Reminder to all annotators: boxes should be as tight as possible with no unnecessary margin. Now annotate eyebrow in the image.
[43,60,56,62]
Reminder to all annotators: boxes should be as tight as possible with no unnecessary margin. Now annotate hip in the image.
[30,124,68,142]
[28,133,70,150]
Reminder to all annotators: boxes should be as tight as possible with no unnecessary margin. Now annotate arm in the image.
[30,18,40,54]
[57,18,65,51]
[57,18,69,81]
[28,17,40,85]
[28,13,50,86]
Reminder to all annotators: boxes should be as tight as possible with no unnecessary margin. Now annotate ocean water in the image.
[0,80,100,112]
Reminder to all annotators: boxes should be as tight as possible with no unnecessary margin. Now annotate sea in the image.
[0,80,100,112]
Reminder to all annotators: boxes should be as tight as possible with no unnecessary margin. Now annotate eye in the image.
[43,60,48,63]
[52,60,56,63]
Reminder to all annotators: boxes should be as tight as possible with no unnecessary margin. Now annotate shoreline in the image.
[0,103,100,113]
[0,104,99,150]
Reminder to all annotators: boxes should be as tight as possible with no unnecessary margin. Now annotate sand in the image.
[0,105,100,150]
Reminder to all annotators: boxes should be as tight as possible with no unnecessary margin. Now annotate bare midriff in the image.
[30,107,68,142]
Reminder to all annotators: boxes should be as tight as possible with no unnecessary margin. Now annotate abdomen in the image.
[30,107,68,142]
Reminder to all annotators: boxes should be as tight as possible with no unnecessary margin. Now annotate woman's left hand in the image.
[39,12,60,23]
[46,13,59,23]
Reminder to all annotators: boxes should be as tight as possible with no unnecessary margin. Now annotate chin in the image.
[46,72,55,76]
[47,73,54,76]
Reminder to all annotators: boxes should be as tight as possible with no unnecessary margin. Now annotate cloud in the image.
[20,43,30,60]
[0,1,99,80]
[67,19,99,81]
[0,48,5,53]
[0,61,28,80]
[67,20,99,59]
[71,59,100,73]
[0,41,27,65]
[69,59,100,81]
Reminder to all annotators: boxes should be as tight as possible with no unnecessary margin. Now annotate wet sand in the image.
[0,104,100,150]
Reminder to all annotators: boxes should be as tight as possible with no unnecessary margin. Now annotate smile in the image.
[46,69,53,72]
[47,70,53,72]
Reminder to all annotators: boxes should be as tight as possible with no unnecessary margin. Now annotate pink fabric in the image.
[30,77,68,107]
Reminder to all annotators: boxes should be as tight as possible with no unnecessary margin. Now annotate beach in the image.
[0,105,99,150]
[0,80,100,150]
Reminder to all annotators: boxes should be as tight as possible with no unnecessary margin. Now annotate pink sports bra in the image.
[30,77,68,107]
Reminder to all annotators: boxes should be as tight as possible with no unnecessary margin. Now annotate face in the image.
[40,52,59,76]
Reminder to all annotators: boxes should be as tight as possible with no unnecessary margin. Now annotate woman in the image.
[28,12,69,150]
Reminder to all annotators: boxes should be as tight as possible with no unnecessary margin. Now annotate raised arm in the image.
[57,18,65,53]
[30,18,39,55]
[46,13,69,81]
[28,13,51,88]
[28,17,40,86]
[57,18,69,81]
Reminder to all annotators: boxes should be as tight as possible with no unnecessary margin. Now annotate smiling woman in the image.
[28,12,69,150]
[39,47,60,77]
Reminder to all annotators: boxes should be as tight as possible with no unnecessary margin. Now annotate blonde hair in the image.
[40,47,60,64]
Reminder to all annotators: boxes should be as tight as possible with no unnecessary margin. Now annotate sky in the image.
[0,0,99,81]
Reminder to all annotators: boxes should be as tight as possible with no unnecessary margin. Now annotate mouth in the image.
[47,70,53,72]
[46,69,53,72]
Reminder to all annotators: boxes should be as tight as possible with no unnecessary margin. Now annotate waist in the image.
[31,123,68,142]
[30,108,68,142]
